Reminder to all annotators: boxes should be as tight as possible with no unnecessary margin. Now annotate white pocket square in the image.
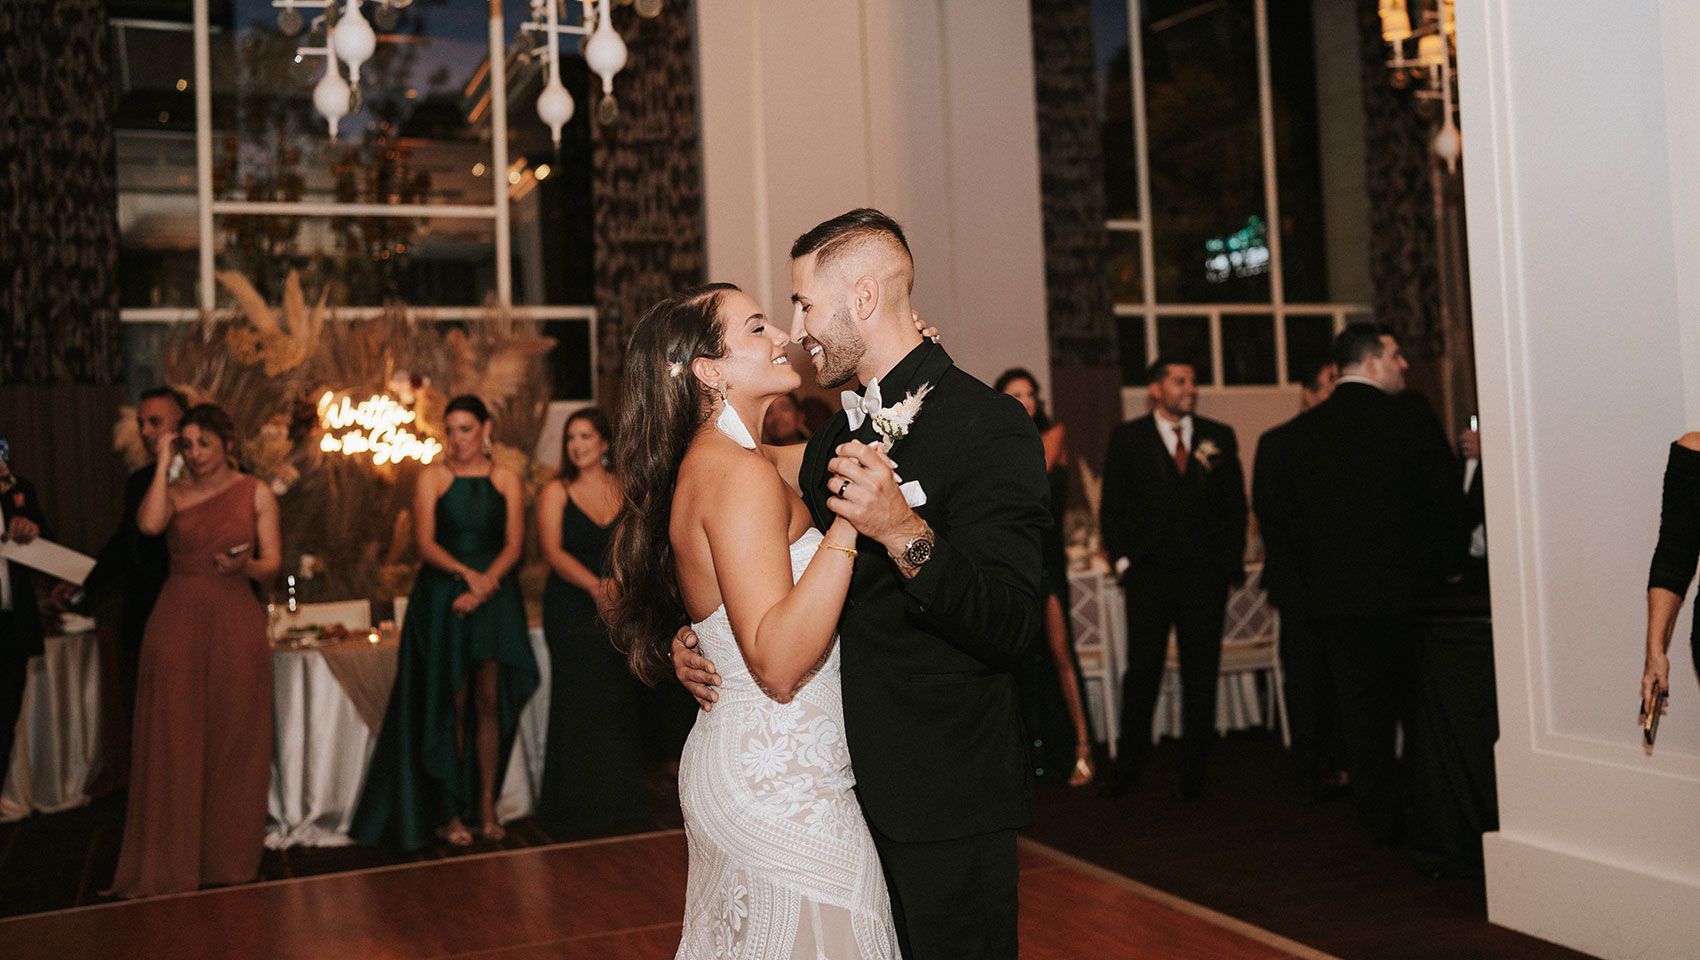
[900,479,927,508]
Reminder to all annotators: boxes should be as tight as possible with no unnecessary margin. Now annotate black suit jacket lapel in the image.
[802,413,850,532]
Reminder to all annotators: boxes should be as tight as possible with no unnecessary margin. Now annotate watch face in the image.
[905,535,934,568]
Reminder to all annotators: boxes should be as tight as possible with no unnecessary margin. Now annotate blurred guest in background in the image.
[1256,324,1461,844]
[0,437,49,777]
[762,392,810,446]
[352,394,537,850]
[1642,431,1700,728]
[797,394,834,436]
[1254,358,1344,799]
[53,386,187,724]
[109,403,280,897]
[996,368,1094,786]
[1457,423,1489,597]
[534,408,651,834]
[1101,358,1247,801]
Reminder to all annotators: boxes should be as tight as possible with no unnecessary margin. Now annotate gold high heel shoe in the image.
[1068,746,1095,787]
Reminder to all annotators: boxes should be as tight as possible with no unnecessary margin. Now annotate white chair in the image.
[1068,570,1122,760]
[1155,563,1290,746]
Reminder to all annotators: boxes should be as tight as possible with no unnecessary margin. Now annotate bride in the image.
[606,282,900,959]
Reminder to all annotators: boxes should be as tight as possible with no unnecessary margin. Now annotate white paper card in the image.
[900,480,927,508]
[0,537,97,585]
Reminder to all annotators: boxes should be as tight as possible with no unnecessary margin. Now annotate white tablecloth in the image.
[1,631,103,821]
[266,626,551,848]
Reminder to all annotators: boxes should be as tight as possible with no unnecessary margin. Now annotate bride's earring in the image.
[713,381,757,450]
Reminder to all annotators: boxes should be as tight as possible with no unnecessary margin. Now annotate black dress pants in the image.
[868,822,1019,960]
[1314,614,1419,843]
[1275,607,1337,783]
[1118,581,1228,784]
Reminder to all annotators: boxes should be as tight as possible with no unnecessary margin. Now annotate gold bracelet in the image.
[821,540,859,558]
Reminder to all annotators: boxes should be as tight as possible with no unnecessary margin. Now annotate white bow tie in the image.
[842,378,882,431]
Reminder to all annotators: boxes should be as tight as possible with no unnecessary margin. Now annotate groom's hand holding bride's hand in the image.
[826,440,928,563]
[673,625,722,711]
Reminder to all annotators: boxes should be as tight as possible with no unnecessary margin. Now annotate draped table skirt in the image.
[1,631,104,821]
[266,626,552,848]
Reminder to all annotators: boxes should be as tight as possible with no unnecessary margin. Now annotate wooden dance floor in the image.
[2,830,1335,959]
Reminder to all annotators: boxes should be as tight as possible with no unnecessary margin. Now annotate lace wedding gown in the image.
[676,527,899,960]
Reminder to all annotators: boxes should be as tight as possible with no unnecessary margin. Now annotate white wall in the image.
[695,0,1050,394]
[1459,2,1700,957]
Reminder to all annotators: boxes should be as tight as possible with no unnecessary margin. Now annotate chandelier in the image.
[1379,0,1461,173]
[275,0,657,142]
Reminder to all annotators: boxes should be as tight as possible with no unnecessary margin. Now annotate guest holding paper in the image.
[109,403,280,898]
[534,408,651,833]
[351,394,538,850]
[0,438,50,777]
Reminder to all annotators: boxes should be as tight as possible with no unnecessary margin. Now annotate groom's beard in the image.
[811,303,866,390]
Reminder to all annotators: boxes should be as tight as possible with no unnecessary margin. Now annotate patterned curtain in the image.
[1356,4,1442,362]
[0,0,122,386]
[591,0,706,409]
[1029,0,1121,487]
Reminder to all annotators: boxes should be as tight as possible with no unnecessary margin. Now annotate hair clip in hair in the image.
[668,361,684,379]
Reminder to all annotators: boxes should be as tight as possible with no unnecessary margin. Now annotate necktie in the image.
[1173,429,1189,475]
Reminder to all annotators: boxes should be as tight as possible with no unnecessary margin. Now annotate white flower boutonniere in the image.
[869,383,934,451]
[1193,437,1221,471]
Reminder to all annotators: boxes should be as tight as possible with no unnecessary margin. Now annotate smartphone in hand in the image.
[1641,689,1668,746]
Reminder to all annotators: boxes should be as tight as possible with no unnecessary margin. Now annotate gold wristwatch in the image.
[891,524,936,576]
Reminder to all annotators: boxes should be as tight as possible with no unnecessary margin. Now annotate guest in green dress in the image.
[535,408,651,833]
[352,394,538,850]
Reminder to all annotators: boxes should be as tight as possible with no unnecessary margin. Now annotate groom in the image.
[674,208,1049,959]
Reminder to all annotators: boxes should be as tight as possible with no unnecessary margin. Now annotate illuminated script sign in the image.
[317,391,443,465]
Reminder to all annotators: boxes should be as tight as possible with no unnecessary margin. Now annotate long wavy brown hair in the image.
[606,283,738,685]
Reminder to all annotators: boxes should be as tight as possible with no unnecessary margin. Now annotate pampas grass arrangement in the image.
[130,268,558,610]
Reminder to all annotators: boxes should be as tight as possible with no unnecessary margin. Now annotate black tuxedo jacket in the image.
[1253,414,1303,611]
[1256,382,1463,618]
[800,341,1049,843]
[81,466,170,645]
[1100,413,1247,597]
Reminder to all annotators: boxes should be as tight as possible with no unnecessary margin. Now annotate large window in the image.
[112,0,596,399]
[1095,0,1371,388]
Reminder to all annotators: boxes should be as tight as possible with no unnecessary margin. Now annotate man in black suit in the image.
[52,386,185,724]
[1100,358,1247,801]
[675,209,1048,959]
[1253,358,1344,798]
[1256,323,1462,843]
[0,441,50,776]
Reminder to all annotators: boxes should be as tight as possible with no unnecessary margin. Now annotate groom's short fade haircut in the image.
[790,208,915,293]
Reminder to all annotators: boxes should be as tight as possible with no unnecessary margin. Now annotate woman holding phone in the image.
[1642,432,1700,736]
[110,403,280,898]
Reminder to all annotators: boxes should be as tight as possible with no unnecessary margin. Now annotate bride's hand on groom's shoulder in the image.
[673,625,721,711]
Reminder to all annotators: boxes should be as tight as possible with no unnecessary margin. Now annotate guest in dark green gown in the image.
[352,395,538,851]
[534,409,651,833]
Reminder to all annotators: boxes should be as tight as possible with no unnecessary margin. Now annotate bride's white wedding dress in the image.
[676,527,899,960]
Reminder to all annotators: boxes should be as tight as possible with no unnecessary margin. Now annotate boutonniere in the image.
[869,383,933,450]
[1193,438,1221,471]
[843,380,934,450]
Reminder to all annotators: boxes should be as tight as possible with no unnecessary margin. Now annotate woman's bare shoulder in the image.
[1678,432,1700,452]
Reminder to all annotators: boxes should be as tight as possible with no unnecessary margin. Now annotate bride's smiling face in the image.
[712,290,800,401]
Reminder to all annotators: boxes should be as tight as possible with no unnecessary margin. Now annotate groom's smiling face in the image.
[789,252,867,390]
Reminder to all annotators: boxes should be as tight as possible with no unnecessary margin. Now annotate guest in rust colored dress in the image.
[109,403,280,899]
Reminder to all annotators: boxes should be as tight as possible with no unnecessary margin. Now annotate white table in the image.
[1,631,104,821]
[265,626,551,848]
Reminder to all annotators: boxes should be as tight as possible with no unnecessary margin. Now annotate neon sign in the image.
[317,391,443,465]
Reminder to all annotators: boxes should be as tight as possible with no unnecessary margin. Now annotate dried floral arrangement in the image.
[117,269,558,609]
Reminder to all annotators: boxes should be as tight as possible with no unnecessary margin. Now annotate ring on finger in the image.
[838,477,854,496]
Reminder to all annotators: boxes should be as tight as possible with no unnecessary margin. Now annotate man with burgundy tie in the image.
[1100,358,1247,800]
